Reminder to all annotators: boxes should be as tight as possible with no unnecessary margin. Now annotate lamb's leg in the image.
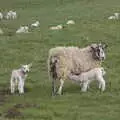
[10,76,15,94]
[81,81,88,92]
[18,78,24,94]
[57,79,64,95]
[98,77,105,91]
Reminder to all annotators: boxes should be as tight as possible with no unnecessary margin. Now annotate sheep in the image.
[0,12,3,20]
[6,10,17,19]
[108,13,120,20]
[10,64,32,94]
[16,26,29,34]
[66,20,75,25]
[48,43,107,95]
[31,21,40,27]
[49,24,63,30]
[108,16,116,20]
[68,67,106,92]
[114,13,120,19]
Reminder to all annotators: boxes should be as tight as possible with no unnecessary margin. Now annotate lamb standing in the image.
[6,11,17,19]
[68,67,106,92]
[0,12,3,20]
[48,43,107,95]
[10,64,32,94]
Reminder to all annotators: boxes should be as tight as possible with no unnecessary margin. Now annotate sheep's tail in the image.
[48,55,58,96]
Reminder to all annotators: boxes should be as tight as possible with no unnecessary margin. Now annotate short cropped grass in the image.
[0,0,120,119]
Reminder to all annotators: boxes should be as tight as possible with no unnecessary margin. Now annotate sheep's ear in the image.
[90,45,96,51]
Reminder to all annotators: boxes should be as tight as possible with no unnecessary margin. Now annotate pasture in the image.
[0,0,120,119]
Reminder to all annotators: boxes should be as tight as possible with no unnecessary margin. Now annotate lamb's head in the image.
[21,63,32,73]
[90,43,107,61]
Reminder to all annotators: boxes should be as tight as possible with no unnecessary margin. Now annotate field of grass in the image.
[0,0,120,119]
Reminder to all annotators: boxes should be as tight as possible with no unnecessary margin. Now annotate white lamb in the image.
[66,20,75,25]
[68,67,106,92]
[49,24,63,30]
[31,21,40,27]
[10,64,32,94]
[0,12,3,20]
[16,26,29,34]
[6,11,17,19]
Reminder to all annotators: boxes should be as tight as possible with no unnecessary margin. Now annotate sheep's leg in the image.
[81,81,88,92]
[57,79,64,95]
[98,82,102,89]
[11,77,15,94]
[52,78,56,96]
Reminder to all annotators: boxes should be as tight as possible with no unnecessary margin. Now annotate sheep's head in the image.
[91,43,107,61]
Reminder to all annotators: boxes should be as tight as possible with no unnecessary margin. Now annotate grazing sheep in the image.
[66,20,75,25]
[10,64,32,94]
[48,43,107,95]
[68,67,106,92]
[6,10,17,19]
[0,12,3,20]
[49,24,63,30]
[16,26,29,33]
[108,13,120,20]
[31,21,40,27]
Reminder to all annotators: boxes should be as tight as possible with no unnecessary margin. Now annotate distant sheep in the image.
[66,20,75,25]
[68,67,106,92]
[0,12,3,20]
[50,24,63,30]
[6,10,17,19]
[48,43,107,95]
[108,12,120,20]
[31,21,40,27]
[10,64,32,94]
[16,26,29,34]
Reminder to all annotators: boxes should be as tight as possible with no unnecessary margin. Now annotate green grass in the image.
[0,0,120,119]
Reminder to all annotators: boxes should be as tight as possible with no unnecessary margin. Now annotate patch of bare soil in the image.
[4,103,40,119]
[4,107,23,119]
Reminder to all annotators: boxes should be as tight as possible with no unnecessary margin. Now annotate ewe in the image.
[49,24,63,30]
[16,26,29,33]
[48,43,107,95]
[66,20,75,25]
[31,21,40,27]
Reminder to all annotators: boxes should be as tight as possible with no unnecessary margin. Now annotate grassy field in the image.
[0,0,120,119]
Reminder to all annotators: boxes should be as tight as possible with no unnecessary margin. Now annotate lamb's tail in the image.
[48,55,58,96]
